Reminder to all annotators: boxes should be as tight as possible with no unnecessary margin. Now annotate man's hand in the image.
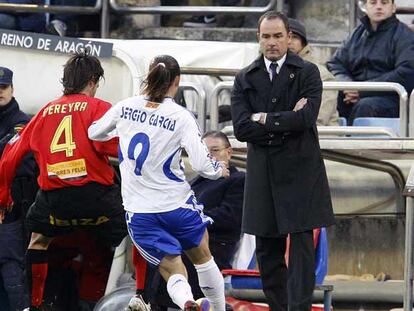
[219,161,230,178]
[293,98,308,112]
[251,113,267,125]
[344,90,359,105]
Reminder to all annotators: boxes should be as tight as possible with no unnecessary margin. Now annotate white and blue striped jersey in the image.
[88,95,223,213]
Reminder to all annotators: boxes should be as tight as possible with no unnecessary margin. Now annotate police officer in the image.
[0,66,37,311]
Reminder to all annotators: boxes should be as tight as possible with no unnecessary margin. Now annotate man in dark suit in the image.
[230,11,335,311]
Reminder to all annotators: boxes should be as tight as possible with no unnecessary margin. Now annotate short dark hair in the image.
[202,131,231,148]
[257,11,290,33]
[142,55,181,103]
[62,50,104,95]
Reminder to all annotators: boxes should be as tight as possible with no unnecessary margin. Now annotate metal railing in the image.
[0,0,279,38]
[317,126,397,138]
[210,81,233,131]
[0,0,108,36]
[179,82,207,133]
[109,0,278,15]
[210,81,408,136]
[0,0,102,14]
[107,0,279,38]
[3,0,410,39]
[323,82,409,137]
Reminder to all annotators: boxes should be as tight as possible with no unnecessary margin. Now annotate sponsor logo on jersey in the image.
[145,101,160,108]
[47,158,87,180]
[49,215,109,226]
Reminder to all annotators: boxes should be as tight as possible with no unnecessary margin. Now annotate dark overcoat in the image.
[231,51,335,237]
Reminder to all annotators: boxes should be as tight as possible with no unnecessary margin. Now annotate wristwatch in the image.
[251,113,261,122]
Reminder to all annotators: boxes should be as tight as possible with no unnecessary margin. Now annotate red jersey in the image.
[0,94,119,208]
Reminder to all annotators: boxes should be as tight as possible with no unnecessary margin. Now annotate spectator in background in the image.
[327,0,414,125]
[0,0,45,32]
[288,18,339,126]
[0,66,38,311]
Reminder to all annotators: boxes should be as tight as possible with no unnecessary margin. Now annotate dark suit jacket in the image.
[231,51,335,237]
[191,165,244,244]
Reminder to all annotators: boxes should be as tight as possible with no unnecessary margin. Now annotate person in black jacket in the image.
[0,67,38,311]
[191,131,244,271]
[327,0,414,125]
[143,131,245,311]
[231,11,335,311]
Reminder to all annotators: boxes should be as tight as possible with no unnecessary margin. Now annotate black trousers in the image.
[255,230,315,311]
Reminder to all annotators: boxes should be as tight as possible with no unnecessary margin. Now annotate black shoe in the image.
[183,15,216,28]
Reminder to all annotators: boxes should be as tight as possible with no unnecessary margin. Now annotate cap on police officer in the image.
[288,18,307,46]
[0,67,13,86]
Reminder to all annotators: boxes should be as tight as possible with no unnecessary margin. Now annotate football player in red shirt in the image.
[0,51,127,310]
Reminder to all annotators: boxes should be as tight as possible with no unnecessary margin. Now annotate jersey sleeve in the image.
[89,103,120,141]
[0,114,36,208]
[181,112,223,180]
[89,101,120,157]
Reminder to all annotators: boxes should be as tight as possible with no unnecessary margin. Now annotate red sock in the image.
[133,247,147,292]
[26,249,49,307]
[31,263,48,306]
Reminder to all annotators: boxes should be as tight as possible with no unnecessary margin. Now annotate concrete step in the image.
[110,26,258,42]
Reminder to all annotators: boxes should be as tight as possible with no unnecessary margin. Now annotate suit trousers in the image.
[255,230,315,311]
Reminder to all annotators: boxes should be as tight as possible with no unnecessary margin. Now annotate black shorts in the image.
[26,182,127,248]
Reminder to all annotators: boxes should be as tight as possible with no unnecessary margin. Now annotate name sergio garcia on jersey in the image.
[120,105,176,132]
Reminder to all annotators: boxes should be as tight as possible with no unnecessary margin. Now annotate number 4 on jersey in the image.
[50,115,77,157]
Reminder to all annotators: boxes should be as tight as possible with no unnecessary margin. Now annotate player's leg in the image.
[158,254,200,311]
[126,211,198,311]
[25,191,57,310]
[166,199,225,311]
[26,233,53,309]
[185,230,225,311]
[128,247,151,311]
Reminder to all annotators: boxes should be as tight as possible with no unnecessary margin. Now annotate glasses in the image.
[208,146,230,154]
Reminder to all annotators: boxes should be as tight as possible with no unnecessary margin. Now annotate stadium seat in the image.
[223,228,328,290]
[353,117,400,136]
[338,117,347,126]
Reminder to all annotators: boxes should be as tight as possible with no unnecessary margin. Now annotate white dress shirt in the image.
[264,53,287,81]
